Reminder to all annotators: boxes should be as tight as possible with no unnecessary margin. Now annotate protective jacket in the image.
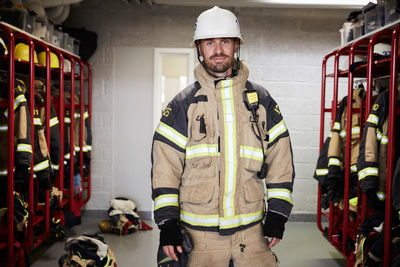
[357,88,400,208]
[326,87,365,199]
[313,134,331,191]
[151,62,295,235]
[0,78,32,204]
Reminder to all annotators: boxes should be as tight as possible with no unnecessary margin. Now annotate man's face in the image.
[198,38,238,77]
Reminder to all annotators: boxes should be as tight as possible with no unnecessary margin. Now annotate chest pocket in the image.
[240,114,266,173]
[186,103,216,169]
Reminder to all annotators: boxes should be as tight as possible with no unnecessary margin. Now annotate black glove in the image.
[263,212,287,240]
[159,219,183,247]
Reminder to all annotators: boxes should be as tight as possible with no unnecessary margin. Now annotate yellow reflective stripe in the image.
[14,94,26,110]
[16,143,32,153]
[34,118,42,125]
[328,132,332,138]
[219,210,264,229]
[180,209,264,229]
[358,167,379,181]
[333,122,341,131]
[156,122,187,149]
[340,127,360,138]
[180,210,219,227]
[367,114,379,125]
[376,191,386,201]
[0,124,8,132]
[33,159,49,172]
[186,144,219,159]
[269,120,287,143]
[82,146,89,152]
[376,129,382,141]
[350,164,357,173]
[51,164,59,171]
[75,146,80,152]
[154,194,179,211]
[86,145,92,151]
[267,188,293,205]
[316,168,328,176]
[64,117,71,123]
[84,111,89,119]
[0,169,8,176]
[240,146,263,161]
[3,109,8,118]
[64,153,71,159]
[221,80,236,217]
[50,117,59,127]
[328,158,340,167]
[349,197,358,206]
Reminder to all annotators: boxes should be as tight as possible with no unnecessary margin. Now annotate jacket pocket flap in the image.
[180,183,214,204]
[242,179,265,203]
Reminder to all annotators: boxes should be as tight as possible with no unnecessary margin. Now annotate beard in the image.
[203,53,235,74]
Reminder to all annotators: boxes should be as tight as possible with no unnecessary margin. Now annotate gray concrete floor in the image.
[30,217,346,267]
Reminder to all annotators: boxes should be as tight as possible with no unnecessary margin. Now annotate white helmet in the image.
[374,43,391,57]
[193,6,242,43]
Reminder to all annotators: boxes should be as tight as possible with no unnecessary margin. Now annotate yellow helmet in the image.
[38,51,60,69]
[15,43,39,63]
[98,219,111,233]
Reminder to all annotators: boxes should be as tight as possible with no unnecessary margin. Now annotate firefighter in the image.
[151,6,295,266]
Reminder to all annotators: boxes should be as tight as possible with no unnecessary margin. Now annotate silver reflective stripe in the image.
[33,160,49,172]
[367,114,379,125]
[84,111,89,119]
[75,146,80,152]
[186,144,219,159]
[267,188,293,205]
[52,164,59,171]
[333,122,341,131]
[180,210,219,227]
[154,194,179,210]
[350,164,357,173]
[34,118,42,125]
[376,191,386,201]
[269,120,287,143]
[239,146,263,161]
[0,124,8,132]
[65,153,71,159]
[50,117,59,127]
[156,122,187,149]
[14,94,26,110]
[340,131,346,138]
[3,109,8,118]
[219,210,264,229]
[0,169,7,176]
[381,136,388,144]
[221,80,236,218]
[358,167,379,181]
[328,158,340,167]
[316,169,328,176]
[352,127,360,135]
[16,143,32,153]
[86,145,92,151]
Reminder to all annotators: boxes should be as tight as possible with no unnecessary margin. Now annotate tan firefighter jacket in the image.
[357,87,400,207]
[151,62,295,235]
[327,87,365,199]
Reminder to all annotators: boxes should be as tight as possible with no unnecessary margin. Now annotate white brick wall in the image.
[66,1,349,216]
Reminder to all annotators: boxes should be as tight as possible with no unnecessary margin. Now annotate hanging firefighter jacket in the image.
[357,88,400,211]
[0,192,29,232]
[326,87,365,202]
[151,62,295,235]
[34,80,61,175]
[0,77,32,202]
[313,134,331,209]
[394,157,400,212]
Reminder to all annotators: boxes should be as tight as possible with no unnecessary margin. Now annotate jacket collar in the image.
[194,60,249,90]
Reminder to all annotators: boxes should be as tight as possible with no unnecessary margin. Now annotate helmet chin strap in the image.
[195,41,241,79]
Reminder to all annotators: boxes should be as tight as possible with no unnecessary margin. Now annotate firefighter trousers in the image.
[185,223,278,267]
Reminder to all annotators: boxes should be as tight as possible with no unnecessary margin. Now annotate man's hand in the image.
[264,237,280,248]
[163,245,183,261]
[159,219,183,262]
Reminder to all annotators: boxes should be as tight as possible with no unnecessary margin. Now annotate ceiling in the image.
[123,0,377,9]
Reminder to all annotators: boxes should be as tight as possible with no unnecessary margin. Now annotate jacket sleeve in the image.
[264,96,295,222]
[327,97,347,183]
[14,81,32,169]
[151,96,187,226]
[49,100,61,173]
[357,93,386,194]
[313,134,331,192]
